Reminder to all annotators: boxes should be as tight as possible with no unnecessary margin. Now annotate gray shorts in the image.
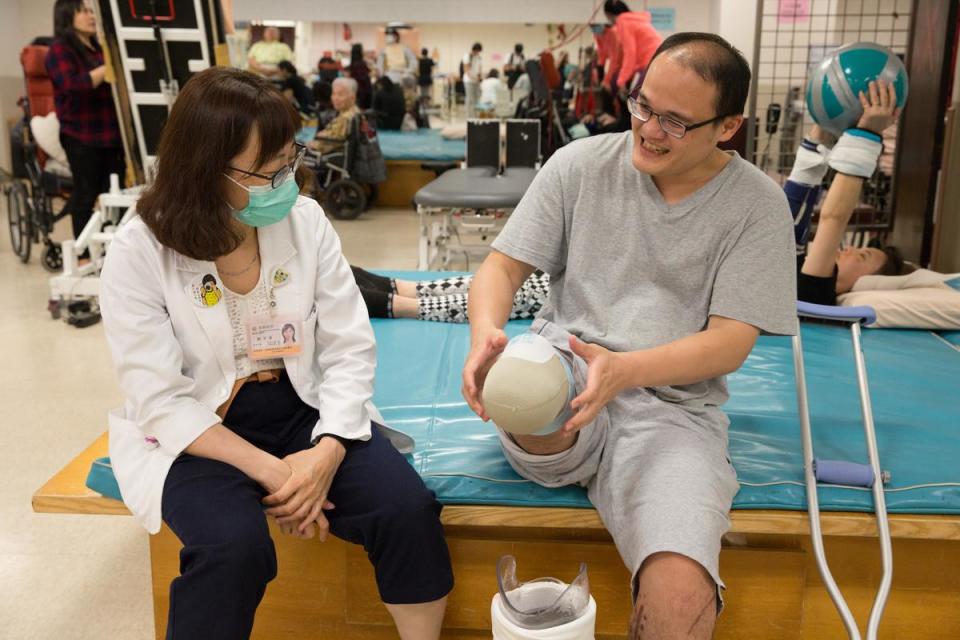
[497,319,741,595]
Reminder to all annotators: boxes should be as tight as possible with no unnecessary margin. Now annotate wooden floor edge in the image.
[31,494,960,541]
[440,505,960,540]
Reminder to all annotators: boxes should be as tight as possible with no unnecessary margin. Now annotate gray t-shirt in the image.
[492,131,797,415]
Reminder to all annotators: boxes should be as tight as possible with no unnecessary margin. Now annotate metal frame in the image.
[96,0,220,177]
[416,204,511,271]
[793,305,893,639]
[749,0,914,237]
[48,191,140,301]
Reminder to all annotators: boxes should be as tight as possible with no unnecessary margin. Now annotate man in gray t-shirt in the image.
[462,33,795,638]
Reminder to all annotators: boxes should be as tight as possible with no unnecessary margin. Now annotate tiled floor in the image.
[0,194,443,638]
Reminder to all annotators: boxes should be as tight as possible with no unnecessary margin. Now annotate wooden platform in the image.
[377,160,441,208]
[34,434,960,638]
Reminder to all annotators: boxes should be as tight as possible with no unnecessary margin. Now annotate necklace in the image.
[218,251,261,277]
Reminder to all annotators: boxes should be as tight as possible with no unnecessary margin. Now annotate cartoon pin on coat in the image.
[198,274,222,307]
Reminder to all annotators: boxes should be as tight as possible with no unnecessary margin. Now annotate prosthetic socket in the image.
[482,333,575,436]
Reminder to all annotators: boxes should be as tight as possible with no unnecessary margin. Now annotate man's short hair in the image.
[277,60,296,75]
[472,42,483,52]
[647,32,751,117]
[332,77,358,96]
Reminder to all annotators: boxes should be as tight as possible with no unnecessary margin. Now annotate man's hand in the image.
[857,79,900,134]
[562,336,628,434]
[462,327,509,421]
[263,438,345,539]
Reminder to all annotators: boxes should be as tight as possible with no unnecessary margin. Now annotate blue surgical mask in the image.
[225,172,299,227]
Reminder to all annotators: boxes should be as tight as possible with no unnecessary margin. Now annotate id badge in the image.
[245,313,303,360]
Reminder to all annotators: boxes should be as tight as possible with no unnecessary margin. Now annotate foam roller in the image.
[813,458,890,487]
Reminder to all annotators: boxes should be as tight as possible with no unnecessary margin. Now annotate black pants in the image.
[160,373,453,639]
[59,134,125,240]
[351,266,395,318]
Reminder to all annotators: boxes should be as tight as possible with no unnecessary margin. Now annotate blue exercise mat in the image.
[296,126,465,162]
[367,272,960,514]
[88,271,960,515]
[85,457,123,501]
[375,129,465,162]
[938,330,960,348]
[373,315,960,514]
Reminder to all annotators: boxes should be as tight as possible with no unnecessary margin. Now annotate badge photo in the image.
[245,312,303,360]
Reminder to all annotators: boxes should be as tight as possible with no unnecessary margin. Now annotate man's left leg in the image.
[630,552,718,639]
[588,394,741,639]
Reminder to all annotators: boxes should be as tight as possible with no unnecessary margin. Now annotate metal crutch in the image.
[793,301,893,640]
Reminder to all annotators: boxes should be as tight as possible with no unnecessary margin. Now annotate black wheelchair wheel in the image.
[6,181,32,263]
[325,180,367,220]
[40,241,63,273]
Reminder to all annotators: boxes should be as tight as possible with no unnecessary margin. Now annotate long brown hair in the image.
[137,67,300,260]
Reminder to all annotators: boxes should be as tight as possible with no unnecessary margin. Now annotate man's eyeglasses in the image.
[627,97,726,139]
[227,143,306,189]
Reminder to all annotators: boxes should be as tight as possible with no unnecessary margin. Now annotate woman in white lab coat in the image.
[99,67,452,640]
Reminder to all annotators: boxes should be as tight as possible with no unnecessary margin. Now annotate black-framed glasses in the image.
[227,143,306,189]
[627,97,725,139]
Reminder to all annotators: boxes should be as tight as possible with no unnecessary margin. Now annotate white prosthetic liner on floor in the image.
[491,555,596,640]
[482,334,575,435]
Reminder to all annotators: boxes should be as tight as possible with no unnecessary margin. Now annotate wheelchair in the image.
[303,112,385,220]
[5,44,72,272]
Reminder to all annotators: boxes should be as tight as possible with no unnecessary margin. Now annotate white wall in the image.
[236,0,609,24]
[1,0,54,77]
[716,0,758,68]
[0,0,758,172]
[297,0,720,77]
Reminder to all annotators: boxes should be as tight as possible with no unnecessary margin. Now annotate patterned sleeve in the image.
[45,42,93,94]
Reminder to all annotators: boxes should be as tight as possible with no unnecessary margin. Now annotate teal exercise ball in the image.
[805,42,908,136]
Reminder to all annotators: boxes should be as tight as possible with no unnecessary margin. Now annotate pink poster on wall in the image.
[779,0,810,23]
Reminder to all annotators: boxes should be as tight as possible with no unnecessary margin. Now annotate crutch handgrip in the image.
[813,458,891,487]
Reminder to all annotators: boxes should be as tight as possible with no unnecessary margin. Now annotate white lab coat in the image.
[99,196,400,533]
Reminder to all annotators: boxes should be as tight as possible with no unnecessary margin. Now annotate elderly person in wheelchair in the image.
[304,76,385,220]
[309,77,360,154]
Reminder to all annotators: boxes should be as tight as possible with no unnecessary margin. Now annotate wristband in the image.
[311,433,353,449]
[827,129,882,178]
[788,140,830,185]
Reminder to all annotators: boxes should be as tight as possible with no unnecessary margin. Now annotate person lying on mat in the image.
[350,266,549,322]
[462,33,796,639]
[99,67,451,640]
[788,79,915,306]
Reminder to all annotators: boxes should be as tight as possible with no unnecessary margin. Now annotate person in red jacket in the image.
[598,0,663,96]
[45,0,125,242]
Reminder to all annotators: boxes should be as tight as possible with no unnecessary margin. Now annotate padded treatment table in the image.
[374,129,466,162]
[412,169,537,269]
[37,271,960,638]
[297,126,465,161]
[370,276,960,515]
